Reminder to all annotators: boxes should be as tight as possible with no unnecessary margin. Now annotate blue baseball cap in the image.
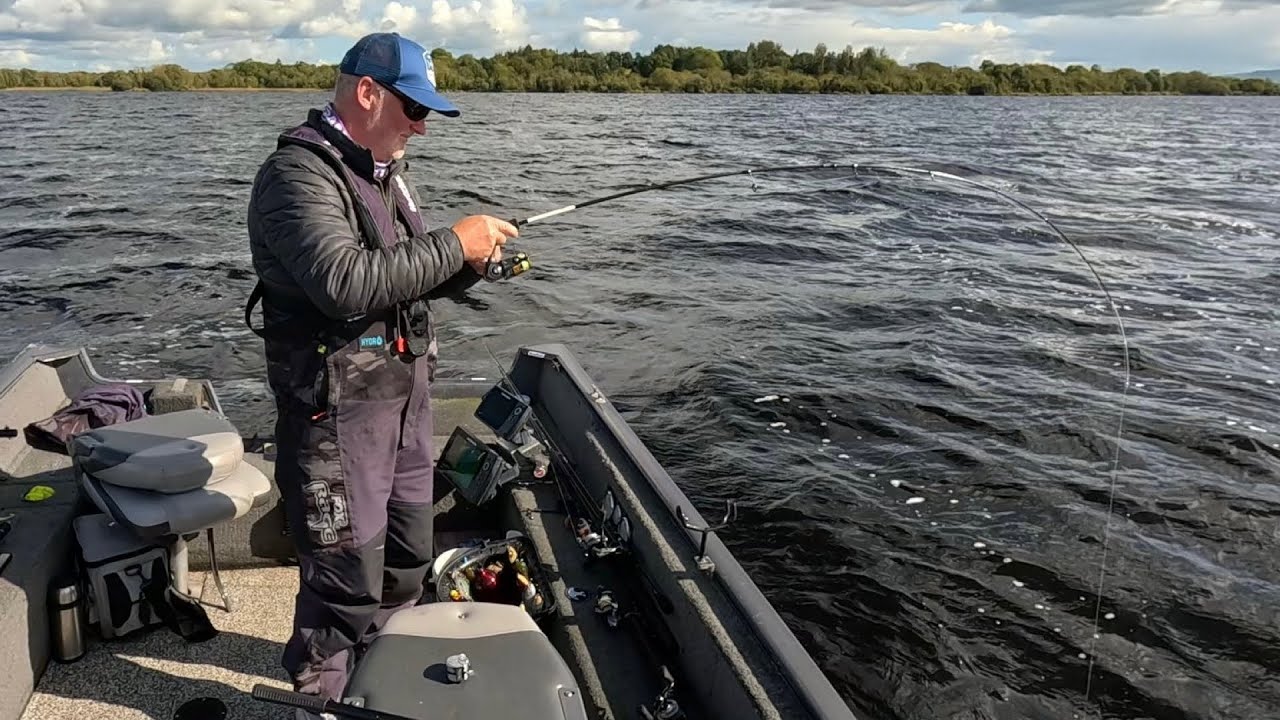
[339,32,460,118]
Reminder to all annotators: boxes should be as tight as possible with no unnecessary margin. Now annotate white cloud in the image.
[201,36,320,63]
[1,0,345,37]
[146,38,172,62]
[628,1,1039,67]
[298,14,373,37]
[580,16,640,51]
[869,18,1038,66]
[1021,1,1280,71]
[384,0,420,30]
[0,48,35,66]
[4,0,88,35]
[399,0,531,49]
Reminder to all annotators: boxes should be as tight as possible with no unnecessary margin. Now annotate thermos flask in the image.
[49,578,87,663]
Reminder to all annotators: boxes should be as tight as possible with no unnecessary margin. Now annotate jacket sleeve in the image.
[401,178,487,300]
[427,264,485,300]
[251,149,465,319]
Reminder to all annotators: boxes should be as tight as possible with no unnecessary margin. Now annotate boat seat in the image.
[69,408,271,610]
[345,602,587,720]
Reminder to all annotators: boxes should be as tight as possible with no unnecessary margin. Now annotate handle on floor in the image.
[250,684,419,720]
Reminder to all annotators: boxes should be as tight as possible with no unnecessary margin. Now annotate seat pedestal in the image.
[169,529,232,611]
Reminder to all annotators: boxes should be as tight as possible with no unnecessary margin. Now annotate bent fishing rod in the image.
[486,161,1117,312]
[482,163,890,282]
[482,159,1134,708]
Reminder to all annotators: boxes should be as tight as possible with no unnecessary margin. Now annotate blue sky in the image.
[1,0,1277,74]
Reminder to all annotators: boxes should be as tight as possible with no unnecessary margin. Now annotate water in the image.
[2,90,1278,720]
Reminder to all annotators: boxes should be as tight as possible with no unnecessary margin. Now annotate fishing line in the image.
[506,162,1132,709]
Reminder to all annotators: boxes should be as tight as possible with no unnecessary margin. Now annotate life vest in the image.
[243,114,433,359]
[245,114,438,445]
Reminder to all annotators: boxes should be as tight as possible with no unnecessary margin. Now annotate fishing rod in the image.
[485,160,1134,708]
[483,162,880,281]
[487,160,1121,310]
[513,162,854,227]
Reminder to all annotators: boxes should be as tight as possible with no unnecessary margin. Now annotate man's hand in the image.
[452,215,518,267]
[469,246,499,275]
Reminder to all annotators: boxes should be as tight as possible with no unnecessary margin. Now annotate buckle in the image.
[402,300,431,358]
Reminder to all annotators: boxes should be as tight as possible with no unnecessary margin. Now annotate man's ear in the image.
[356,76,381,110]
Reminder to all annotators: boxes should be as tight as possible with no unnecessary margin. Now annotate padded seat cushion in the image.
[71,408,244,494]
[71,408,271,538]
[346,602,585,720]
[80,461,269,538]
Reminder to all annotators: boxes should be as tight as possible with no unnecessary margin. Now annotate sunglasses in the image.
[379,82,430,122]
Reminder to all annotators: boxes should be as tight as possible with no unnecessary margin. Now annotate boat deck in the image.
[12,394,659,720]
[3,345,853,720]
[5,393,502,720]
[22,566,298,720]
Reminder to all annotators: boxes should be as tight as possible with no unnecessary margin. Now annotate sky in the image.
[1,0,1278,74]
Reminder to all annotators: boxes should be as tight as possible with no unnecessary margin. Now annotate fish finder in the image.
[436,426,520,506]
[474,383,534,441]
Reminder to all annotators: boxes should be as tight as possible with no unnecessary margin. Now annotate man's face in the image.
[358,79,428,162]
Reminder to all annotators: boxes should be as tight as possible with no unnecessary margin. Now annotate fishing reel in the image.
[483,251,532,282]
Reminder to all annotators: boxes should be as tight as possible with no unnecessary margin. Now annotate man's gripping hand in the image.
[452,215,519,274]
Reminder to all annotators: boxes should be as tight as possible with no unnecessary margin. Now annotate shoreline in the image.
[1,87,1276,97]
[0,86,318,92]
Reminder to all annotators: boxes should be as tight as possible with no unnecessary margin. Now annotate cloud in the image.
[199,36,321,63]
[618,1,1038,66]
[962,0,1166,16]
[579,15,640,51]
[962,0,1278,17]
[0,47,33,66]
[0,0,1277,73]
[0,0,346,39]
[384,0,531,51]
[294,14,373,38]
[761,0,956,10]
[1020,1,1280,70]
[1,30,323,70]
[0,0,532,69]
[145,37,171,62]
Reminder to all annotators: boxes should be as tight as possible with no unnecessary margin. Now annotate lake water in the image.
[1,90,1278,719]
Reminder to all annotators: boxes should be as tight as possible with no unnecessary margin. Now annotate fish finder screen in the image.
[475,384,531,438]
[440,430,489,490]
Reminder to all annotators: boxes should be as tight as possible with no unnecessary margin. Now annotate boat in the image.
[0,342,858,720]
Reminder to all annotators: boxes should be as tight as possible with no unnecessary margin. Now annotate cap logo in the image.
[424,52,436,88]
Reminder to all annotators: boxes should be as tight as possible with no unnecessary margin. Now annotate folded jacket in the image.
[24,383,147,454]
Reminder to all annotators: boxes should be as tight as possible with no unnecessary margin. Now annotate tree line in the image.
[2,42,1276,96]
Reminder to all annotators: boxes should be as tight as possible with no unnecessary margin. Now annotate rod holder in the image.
[676,500,737,574]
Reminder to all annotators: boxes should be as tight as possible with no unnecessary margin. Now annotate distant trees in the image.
[1,43,1275,96]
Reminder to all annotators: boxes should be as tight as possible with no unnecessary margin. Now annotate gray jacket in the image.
[246,111,479,338]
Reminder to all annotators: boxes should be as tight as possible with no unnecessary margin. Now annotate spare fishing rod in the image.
[480,342,678,612]
[480,341,684,673]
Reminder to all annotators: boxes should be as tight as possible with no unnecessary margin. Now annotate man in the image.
[244,31,518,706]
